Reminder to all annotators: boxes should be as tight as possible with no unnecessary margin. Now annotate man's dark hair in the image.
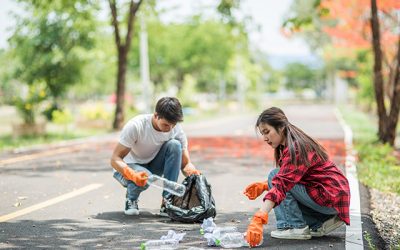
[155,97,183,123]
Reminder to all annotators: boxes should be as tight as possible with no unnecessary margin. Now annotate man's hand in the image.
[122,167,148,187]
[246,211,268,247]
[184,167,201,176]
[243,182,268,200]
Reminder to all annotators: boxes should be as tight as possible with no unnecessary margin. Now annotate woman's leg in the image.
[289,184,337,230]
[267,169,307,229]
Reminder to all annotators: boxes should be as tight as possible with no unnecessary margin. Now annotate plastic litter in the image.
[200,217,216,234]
[140,239,178,250]
[217,232,248,248]
[160,230,186,242]
[140,230,186,250]
[147,174,186,197]
[200,218,262,248]
[113,171,185,197]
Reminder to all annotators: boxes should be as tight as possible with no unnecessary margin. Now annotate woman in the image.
[244,107,350,247]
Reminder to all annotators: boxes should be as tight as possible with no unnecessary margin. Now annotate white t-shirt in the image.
[119,114,188,164]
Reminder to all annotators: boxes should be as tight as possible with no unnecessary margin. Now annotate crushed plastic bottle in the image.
[203,226,238,246]
[216,232,248,248]
[200,217,216,235]
[160,230,186,242]
[213,226,238,235]
[140,239,179,250]
[147,174,186,197]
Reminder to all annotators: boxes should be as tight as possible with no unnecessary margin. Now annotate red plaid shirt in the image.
[263,147,350,225]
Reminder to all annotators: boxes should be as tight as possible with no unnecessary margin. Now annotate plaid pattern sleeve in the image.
[263,147,351,225]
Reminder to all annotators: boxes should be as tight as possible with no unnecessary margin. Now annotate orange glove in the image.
[244,182,268,200]
[185,167,201,176]
[122,167,148,187]
[246,211,268,247]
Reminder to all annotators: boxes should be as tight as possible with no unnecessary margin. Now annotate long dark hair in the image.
[256,107,328,167]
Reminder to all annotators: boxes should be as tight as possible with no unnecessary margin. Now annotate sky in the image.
[0,0,311,57]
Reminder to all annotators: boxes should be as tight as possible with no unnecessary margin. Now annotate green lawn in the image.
[340,106,400,195]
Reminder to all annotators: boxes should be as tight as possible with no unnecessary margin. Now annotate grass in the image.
[339,106,400,195]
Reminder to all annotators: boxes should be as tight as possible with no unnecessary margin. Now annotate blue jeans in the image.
[268,168,337,230]
[114,139,182,200]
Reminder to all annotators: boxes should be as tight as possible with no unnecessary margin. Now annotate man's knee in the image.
[165,139,182,153]
[268,168,279,189]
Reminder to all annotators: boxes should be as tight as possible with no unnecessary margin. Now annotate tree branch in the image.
[124,0,142,52]
[108,0,121,48]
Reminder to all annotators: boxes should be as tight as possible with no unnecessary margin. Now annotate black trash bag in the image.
[164,174,216,223]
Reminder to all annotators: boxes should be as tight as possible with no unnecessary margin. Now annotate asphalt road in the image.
[0,104,383,249]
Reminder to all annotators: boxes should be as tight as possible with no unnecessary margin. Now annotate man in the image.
[110,97,201,216]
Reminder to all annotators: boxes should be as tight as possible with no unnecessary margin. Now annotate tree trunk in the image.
[370,0,400,146]
[384,36,400,145]
[113,47,128,130]
[370,0,388,142]
[109,0,142,130]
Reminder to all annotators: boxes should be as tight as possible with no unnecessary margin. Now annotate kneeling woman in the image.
[244,107,350,247]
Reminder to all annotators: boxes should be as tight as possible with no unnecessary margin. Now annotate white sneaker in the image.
[271,226,311,240]
[124,199,139,215]
[311,215,344,237]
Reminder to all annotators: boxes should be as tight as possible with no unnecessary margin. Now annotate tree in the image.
[129,17,237,92]
[284,62,319,93]
[284,0,400,145]
[10,0,97,119]
[320,0,400,145]
[108,0,143,130]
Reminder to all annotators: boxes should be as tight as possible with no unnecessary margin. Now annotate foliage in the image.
[52,109,73,125]
[354,50,374,110]
[284,0,400,145]
[13,83,47,124]
[80,103,112,121]
[129,16,240,94]
[0,50,19,104]
[9,0,98,101]
[69,31,116,99]
[340,106,400,195]
[284,62,320,93]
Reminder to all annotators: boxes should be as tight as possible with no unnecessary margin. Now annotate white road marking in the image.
[334,109,364,250]
[0,183,103,222]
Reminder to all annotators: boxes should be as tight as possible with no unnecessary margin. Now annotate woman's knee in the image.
[267,168,279,189]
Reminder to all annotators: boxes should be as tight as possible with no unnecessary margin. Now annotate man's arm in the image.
[110,143,148,186]
[110,143,131,173]
[181,148,200,176]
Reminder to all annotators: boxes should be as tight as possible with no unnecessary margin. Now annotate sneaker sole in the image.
[271,233,311,240]
[324,221,344,234]
[124,210,139,215]
[311,220,344,237]
[158,212,169,217]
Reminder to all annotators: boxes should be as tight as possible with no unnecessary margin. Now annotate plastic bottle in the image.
[213,226,238,235]
[147,174,186,197]
[216,232,248,248]
[140,239,179,250]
